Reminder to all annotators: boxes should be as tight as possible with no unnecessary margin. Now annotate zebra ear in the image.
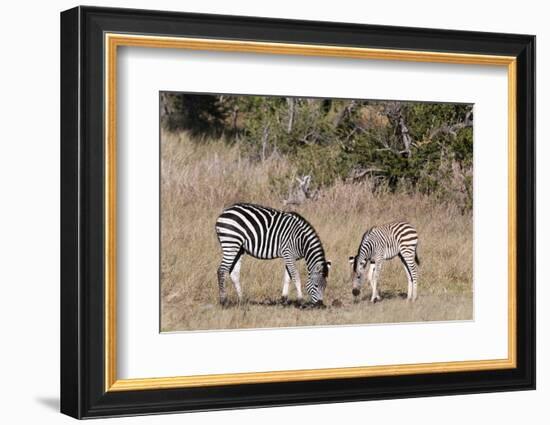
[348,256,355,264]
[326,261,332,269]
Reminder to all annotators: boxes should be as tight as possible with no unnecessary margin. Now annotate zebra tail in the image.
[415,249,421,265]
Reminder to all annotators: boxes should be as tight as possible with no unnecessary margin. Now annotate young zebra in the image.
[348,221,420,302]
[215,203,331,306]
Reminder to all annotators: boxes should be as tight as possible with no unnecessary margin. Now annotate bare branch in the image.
[284,175,318,205]
[286,98,295,134]
[428,114,473,140]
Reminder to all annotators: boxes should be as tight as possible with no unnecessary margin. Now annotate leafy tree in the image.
[160,92,474,211]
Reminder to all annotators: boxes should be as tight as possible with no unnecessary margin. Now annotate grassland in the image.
[160,131,473,332]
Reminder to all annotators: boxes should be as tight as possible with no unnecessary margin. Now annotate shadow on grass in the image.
[222,298,331,309]
[220,291,412,310]
[359,291,409,302]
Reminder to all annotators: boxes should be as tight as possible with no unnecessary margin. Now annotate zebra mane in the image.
[352,255,359,271]
[233,202,279,214]
[361,227,374,243]
[286,210,308,221]
[286,211,327,269]
[286,211,319,236]
[354,227,374,270]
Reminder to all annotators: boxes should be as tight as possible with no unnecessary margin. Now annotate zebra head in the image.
[348,255,374,298]
[307,261,331,305]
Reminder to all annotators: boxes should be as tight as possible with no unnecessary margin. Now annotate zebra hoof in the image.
[280,296,290,305]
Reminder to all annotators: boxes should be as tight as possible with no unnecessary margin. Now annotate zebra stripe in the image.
[349,221,420,302]
[215,203,330,305]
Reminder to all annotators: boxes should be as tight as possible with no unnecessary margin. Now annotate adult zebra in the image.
[348,221,420,302]
[215,203,331,306]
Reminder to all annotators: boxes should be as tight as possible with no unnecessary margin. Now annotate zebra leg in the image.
[410,260,419,301]
[283,256,303,303]
[371,261,382,302]
[217,265,228,305]
[366,261,375,291]
[407,274,413,301]
[229,256,243,303]
[280,266,291,303]
[293,273,304,303]
[399,250,417,301]
[217,246,243,305]
[366,262,375,298]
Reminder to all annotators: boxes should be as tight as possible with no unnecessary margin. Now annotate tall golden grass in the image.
[161,131,472,331]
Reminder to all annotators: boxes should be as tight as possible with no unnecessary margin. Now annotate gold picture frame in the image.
[105,34,517,392]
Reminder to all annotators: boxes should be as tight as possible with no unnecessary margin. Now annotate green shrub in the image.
[161,93,473,212]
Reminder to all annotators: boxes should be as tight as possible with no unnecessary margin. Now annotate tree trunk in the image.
[286,98,295,134]
[261,123,270,162]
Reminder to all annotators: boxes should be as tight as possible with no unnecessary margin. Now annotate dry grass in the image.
[161,131,473,332]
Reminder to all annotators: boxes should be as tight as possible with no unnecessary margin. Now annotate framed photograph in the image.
[60,6,535,419]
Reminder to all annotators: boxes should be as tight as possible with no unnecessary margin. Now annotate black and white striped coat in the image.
[349,221,420,302]
[215,203,331,305]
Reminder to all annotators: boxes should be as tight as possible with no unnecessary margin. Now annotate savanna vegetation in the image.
[160,93,473,332]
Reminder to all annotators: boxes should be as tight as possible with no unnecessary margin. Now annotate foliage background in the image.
[161,93,473,212]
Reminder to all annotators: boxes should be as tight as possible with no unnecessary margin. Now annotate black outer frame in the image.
[60,5,535,419]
